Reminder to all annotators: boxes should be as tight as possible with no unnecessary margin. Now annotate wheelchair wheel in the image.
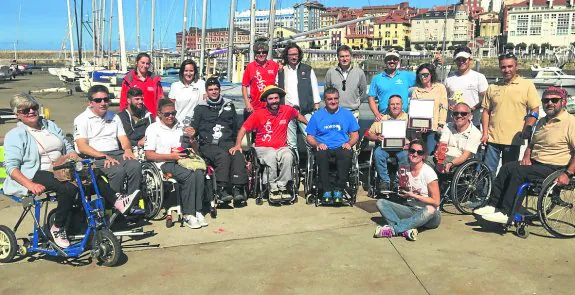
[245,148,260,199]
[538,171,575,238]
[450,160,492,214]
[364,149,377,198]
[92,229,122,267]
[141,162,165,220]
[0,225,17,263]
[346,152,360,206]
[304,152,316,197]
[516,224,529,239]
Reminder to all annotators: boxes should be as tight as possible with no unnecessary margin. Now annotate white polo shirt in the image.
[73,107,125,152]
[144,121,184,167]
[439,122,482,158]
[168,79,206,125]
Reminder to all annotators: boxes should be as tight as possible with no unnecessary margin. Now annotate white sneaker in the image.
[183,215,202,229]
[196,212,208,227]
[473,205,496,216]
[482,212,509,224]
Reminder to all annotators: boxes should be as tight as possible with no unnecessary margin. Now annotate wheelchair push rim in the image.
[538,180,575,238]
[450,160,492,214]
[141,163,165,221]
[0,225,18,263]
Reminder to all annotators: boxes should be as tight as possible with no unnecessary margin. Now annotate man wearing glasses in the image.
[481,53,540,176]
[277,43,321,154]
[368,51,416,121]
[445,46,488,129]
[118,87,153,149]
[74,85,142,199]
[324,45,367,121]
[241,41,280,119]
[475,87,575,224]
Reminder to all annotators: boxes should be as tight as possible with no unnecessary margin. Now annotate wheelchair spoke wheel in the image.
[141,163,165,220]
[0,225,18,263]
[451,161,492,214]
[538,181,575,238]
[92,229,122,266]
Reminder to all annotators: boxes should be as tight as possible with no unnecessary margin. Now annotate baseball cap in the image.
[454,46,472,59]
[384,51,400,60]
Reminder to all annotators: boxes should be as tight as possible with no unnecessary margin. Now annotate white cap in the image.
[384,51,400,59]
[454,51,472,59]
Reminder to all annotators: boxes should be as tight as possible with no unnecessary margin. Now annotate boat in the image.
[529,65,575,87]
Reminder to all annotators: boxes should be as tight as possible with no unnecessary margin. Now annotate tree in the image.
[393,46,403,51]
[425,44,436,50]
[516,42,527,51]
[415,44,423,50]
[447,45,455,51]
[541,42,552,54]
[530,43,540,54]
[504,43,514,50]
[571,42,575,48]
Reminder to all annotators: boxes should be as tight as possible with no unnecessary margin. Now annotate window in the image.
[385,31,390,38]
[530,14,542,36]
[516,15,528,36]
[393,39,398,44]
[557,13,569,35]
[571,13,575,35]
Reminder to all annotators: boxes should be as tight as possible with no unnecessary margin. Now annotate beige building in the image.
[411,6,471,48]
[505,0,575,47]
[479,11,501,37]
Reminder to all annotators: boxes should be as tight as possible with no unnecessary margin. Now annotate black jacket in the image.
[191,98,238,146]
[117,109,153,146]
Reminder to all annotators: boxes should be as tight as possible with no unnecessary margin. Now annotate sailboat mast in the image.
[67,0,76,67]
[92,0,97,63]
[108,0,113,67]
[181,0,189,63]
[267,0,276,60]
[199,0,208,78]
[249,0,256,61]
[226,0,236,81]
[117,0,127,72]
[151,0,156,61]
[136,0,140,52]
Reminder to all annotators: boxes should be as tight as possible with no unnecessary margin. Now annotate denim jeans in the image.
[373,147,409,183]
[484,143,521,177]
[424,131,438,155]
[376,199,441,233]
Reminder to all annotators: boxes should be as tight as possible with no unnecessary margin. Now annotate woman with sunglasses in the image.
[3,94,79,248]
[373,140,441,241]
[169,59,205,126]
[119,52,164,118]
[411,63,448,155]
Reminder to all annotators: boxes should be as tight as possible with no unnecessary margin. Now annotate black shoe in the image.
[219,186,233,202]
[232,186,245,202]
[378,182,391,194]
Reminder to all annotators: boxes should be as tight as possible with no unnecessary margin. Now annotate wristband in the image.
[565,171,574,178]
[525,112,539,120]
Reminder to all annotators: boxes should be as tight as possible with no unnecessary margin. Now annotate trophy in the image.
[435,143,448,171]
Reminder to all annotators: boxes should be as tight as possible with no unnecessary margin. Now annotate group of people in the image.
[3,42,574,249]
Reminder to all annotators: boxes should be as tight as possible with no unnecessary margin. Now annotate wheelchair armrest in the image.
[240,134,253,151]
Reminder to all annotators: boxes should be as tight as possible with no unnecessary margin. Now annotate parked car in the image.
[0,65,11,81]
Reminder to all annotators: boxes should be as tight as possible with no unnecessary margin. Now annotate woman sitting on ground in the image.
[373,139,441,241]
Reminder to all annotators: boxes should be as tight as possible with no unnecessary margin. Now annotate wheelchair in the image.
[498,170,575,239]
[304,147,360,207]
[0,157,145,266]
[244,147,300,206]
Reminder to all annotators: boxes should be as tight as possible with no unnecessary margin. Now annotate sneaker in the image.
[232,186,245,202]
[482,212,509,224]
[196,212,208,227]
[50,224,70,248]
[280,190,292,201]
[269,190,282,201]
[378,182,391,194]
[183,215,202,229]
[333,191,343,203]
[219,186,233,202]
[114,190,140,214]
[322,191,333,203]
[473,205,497,216]
[373,225,395,238]
[402,229,418,241]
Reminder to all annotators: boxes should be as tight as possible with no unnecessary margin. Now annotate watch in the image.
[565,171,574,178]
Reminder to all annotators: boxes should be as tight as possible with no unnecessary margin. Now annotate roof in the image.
[507,0,570,7]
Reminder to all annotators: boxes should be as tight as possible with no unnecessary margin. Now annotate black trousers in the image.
[488,161,562,214]
[200,142,248,187]
[316,148,353,191]
[32,171,78,228]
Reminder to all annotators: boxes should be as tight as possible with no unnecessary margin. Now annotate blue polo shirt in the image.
[306,107,360,149]
[368,70,416,113]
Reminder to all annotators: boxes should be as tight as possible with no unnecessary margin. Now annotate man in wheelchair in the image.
[189,77,248,205]
[474,87,575,223]
[429,102,482,173]
[230,85,307,201]
[306,87,360,204]
[364,95,410,192]
[118,87,153,152]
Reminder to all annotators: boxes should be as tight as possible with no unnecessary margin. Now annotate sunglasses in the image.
[409,148,425,156]
[386,57,399,62]
[162,111,177,117]
[342,80,346,91]
[455,57,468,63]
[17,105,39,114]
[542,98,561,104]
[498,53,517,60]
[452,111,469,117]
[90,97,111,103]
[419,73,430,78]
[256,50,268,55]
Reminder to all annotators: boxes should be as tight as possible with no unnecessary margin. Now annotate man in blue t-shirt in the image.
[368,51,416,121]
[306,87,360,204]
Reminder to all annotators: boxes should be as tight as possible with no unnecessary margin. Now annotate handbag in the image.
[28,129,80,182]
[177,149,206,171]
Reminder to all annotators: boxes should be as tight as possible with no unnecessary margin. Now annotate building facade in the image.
[373,15,411,50]
[234,8,295,38]
[411,7,471,48]
[294,1,326,32]
[176,27,250,52]
[479,11,501,37]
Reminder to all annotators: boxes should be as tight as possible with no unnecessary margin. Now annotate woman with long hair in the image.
[168,59,205,125]
[119,52,164,117]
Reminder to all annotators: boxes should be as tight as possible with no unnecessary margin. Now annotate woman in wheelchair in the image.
[3,94,139,248]
[374,140,441,241]
[474,87,575,224]
[144,99,208,229]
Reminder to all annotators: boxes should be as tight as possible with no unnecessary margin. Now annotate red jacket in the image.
[120,70,165,117]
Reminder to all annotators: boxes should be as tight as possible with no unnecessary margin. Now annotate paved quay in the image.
[1,73,574,294]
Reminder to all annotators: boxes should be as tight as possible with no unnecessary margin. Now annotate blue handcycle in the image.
[0,157,125,266]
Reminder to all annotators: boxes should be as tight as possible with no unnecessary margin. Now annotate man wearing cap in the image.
[306,87,360,204]
[241,41,280,119]
[445,46,488,129]
[475,87,575,224]
[481,53,540,176]
[230,85,308,201]
[368,51,416,121]
[324,45,368,121]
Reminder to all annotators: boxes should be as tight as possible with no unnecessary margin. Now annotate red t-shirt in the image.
[120,70,165,118]
[242,105,298,149]
[242,60,279,110]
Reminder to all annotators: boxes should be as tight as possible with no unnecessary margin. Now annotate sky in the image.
[0,0,453,51]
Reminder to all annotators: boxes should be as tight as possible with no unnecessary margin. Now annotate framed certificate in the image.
[380,120,407,149]
[408,99,434,129]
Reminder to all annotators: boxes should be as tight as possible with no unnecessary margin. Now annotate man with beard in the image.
[118,87,153,149]
[230,85,308,201]
[306,87,360,204]
[189,77,248,206]
[475,87,575,223]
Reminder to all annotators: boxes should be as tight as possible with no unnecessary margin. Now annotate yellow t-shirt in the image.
[481,76,540,145]
[531,110,575,166]
[410,83,448,131]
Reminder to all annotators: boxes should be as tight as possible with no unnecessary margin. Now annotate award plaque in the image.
[408,99,434,129]
[398,165,410,191]
[380,120,407,149]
